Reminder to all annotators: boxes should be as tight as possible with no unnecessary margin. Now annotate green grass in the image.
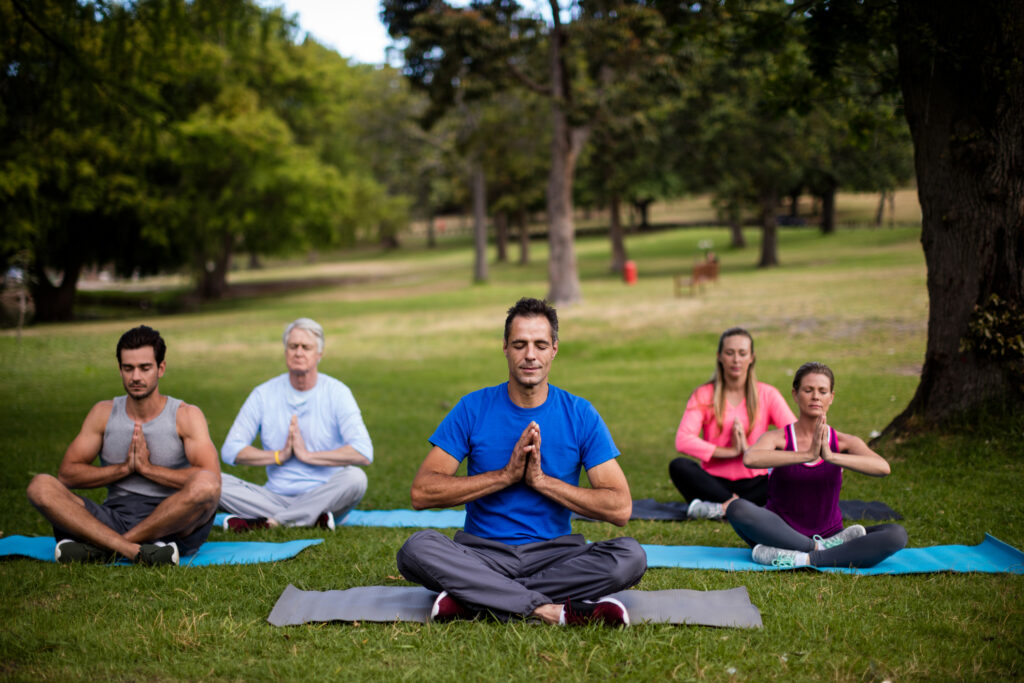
[2,222,1022,681]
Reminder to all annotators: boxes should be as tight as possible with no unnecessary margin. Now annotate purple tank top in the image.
[764,423,843,537]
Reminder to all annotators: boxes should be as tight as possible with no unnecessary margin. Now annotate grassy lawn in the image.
[1,219,1021,681]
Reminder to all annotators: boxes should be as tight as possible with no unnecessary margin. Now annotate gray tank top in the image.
[101,395,187,499]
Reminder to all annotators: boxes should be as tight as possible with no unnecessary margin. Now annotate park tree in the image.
[383,0,677,303]
[683,1,813,267]
[805,0,1024,431]
[0,0,159,320]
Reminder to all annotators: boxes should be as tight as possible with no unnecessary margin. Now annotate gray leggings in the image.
[726,498,907,568]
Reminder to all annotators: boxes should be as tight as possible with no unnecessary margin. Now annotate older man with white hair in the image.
[218,318,373,531]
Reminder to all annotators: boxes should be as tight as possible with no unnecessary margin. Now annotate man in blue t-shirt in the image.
[396,298,646,627]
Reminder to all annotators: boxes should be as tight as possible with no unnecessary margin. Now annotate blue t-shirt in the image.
[429,383,619,545]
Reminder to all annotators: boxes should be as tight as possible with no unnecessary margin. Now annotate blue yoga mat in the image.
[214,499,900,530]
[0,535,322,566]
[214,510,468,529]
[642,534,1024,575]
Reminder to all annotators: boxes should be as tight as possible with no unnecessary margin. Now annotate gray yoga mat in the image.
[267,584,762,628]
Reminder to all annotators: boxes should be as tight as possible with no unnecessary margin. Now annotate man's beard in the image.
[126,383,156,401]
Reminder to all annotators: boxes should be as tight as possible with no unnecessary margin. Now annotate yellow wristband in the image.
[274,450,281,465]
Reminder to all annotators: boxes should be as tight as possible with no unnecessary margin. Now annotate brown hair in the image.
[793,361,835,391]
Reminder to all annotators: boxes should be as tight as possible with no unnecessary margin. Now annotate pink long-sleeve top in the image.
[675,381,796,481]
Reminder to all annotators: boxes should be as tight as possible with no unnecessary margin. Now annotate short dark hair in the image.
[116,325,166,364]
[793,361,835,392]
[504,297,559,344]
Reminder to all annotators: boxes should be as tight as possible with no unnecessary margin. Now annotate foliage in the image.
[959,294,1024,388]
[0,0,422,313]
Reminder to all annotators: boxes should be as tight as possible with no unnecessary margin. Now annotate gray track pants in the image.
[726,498,907,568]
[219,468,367,527]
[396,529,648,618]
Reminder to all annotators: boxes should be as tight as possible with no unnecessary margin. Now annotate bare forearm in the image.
[826,452,890,476]
[744,448,814,468]
[296,445,371,467]
[58,462,130,489]
[530,475,631,526]
[410,470,513,509]
[136,463,213,490]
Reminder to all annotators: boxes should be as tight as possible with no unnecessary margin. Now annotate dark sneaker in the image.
[429,590,479,622]
[135,541,179,566]
[563,597,630,627]
[223,515,270,533]
[315,511,335,531]
[55,539,115,564]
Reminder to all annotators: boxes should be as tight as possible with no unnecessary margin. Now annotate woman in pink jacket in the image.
[670,327,795,519]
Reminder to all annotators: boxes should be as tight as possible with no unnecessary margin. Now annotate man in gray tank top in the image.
[26,326,221,565]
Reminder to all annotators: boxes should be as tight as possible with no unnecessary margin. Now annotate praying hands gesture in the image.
[731,420,749,457]
[503,421,540,485]
[122,423,151,476]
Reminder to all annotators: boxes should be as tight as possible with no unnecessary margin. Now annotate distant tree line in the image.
[3,0,1019,433]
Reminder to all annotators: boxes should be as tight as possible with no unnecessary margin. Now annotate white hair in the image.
[283,318,325,354]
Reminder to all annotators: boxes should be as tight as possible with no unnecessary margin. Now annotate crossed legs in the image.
[26,470,220,559]
[219,467,367,527]
[396,529,647,622]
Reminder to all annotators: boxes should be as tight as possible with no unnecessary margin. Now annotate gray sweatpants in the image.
[726,498,907,568]
[219,468,367,527]
[396,529,648,618]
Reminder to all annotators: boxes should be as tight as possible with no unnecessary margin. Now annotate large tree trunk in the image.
[495,211,509,263]
[882,0,1024,435]
[545,9,585,305]
[819,182,836,235]
[471,163,488,283]
[608,194,627,273]
[757,190,780,267]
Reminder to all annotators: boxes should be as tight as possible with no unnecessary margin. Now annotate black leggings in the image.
[726,498,907,568]
[669,458,769,506]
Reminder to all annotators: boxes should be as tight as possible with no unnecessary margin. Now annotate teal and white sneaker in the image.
[814,524,866,550]
[752,544,804,568]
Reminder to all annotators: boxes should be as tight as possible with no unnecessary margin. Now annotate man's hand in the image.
[523,425,545,488]
[131,422,153,475]
[288,415,306,462]
[503,422,538,485]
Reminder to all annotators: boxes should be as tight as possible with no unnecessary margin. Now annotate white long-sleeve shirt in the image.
[221,373,373,495]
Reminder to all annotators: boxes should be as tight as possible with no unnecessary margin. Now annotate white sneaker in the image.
[687,498,725,520]
[815,524,866,550]
[751,544,804,568]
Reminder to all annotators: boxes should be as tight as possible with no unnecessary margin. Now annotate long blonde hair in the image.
[711,327,759,430]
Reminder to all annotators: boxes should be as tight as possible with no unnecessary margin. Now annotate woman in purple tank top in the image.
[723,362,907,568]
